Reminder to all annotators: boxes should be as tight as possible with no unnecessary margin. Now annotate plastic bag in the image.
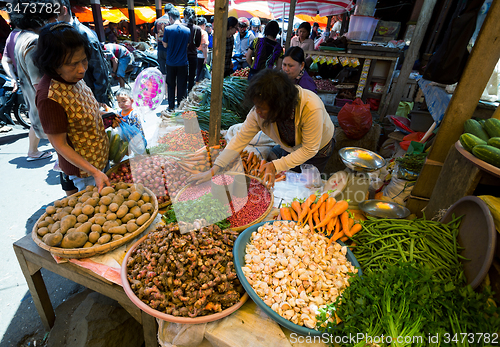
[395,101,414,118]
[382,175,415,205]
[399,132,425,151]
[389,115,413,134]
[337,98,373,140]
[300,164,323,189]
[119,122,146,155]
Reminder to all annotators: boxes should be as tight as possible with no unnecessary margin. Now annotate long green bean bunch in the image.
[351,216,465,283]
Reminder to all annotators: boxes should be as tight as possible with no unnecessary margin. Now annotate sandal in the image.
[27,151,53,161]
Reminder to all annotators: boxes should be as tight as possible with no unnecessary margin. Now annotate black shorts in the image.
[60,172,77,191]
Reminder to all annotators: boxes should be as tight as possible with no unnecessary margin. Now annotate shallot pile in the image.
[126,223,244,317]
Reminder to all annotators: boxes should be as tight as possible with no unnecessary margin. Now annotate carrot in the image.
[327,230,344,247]
[345,223,362,238]
[325,197,336,212]
[258,159,266,172]
[280,207,292,220]
[313,211,320,229]
[334,217,341,235]
[247,151,254,164]
[348,218,355,230]
[289,207,298,221]
[308,213,314,231]
[319,201,326,222]
[275,175,286,182]
[313,200,349,230]
[306,193,329,220]
[340,211,350,236]
[326,216,336,236]
[340,236,349,242]
[210,145,221,150]
[291,201,302,218]
[298,194,316,223]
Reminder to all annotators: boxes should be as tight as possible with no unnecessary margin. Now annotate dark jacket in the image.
[73,18,112,105]
[184,23,202,57]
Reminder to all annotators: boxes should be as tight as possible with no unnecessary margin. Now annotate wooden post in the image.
[284,0,297,52]
[385,0,437,117]
[208,0,229,147]
[406,0,500,214]
[90,0,105,42]
[493,106,500,120]
[127,0,138,42]
[155,0,163,19]
[326,15,332,32]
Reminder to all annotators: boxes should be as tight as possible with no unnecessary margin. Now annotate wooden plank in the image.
[142,311,159,347]
[284,0,297,52]
[155,0,162,19]
[13,245,55,330]
[127,0,138,42]
[493,105,500,120]
[304,50,398,61]
[405,196,429,218]
[385,0,438,117]
[90,0,105,43]
[408,0,500,205]
[424,145,482,218]
[208,0,229,147]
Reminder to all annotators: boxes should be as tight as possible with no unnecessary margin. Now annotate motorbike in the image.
[0,72,29,129]
[126,49,160,85]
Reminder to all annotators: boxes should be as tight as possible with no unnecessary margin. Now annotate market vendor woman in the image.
[35,22,110,192]
[189,69,335,188]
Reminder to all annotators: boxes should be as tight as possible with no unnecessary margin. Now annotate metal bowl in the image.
[359,200,411,219]
[339,147,386,172]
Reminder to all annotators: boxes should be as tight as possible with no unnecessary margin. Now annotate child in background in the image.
[113,88,144,138]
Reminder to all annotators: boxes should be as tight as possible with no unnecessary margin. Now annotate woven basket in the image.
[32,183,159,259]
[173,172,273,233]
[106,159,171,209]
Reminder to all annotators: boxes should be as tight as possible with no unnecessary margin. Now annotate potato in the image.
[74,222,82,229]
[53,200,62,208]
[49,221,61,233]
[97,233,111,244]
[128,191,141,202]
[116,205,129,219]
[99,196,112,206]
[63,206,74,214]
[75,221,92,234]
[83,242,94,248]
[130,206,142,218]
[121,213,135,224]
[141,203,154,214]
[61,231,88,248]
[60,214,77,233]
[88,217,96,224]
[79,195,89,203]
[91,224,101,233]
[82,205,94,216]
[137,200,145,207]
[45,216,55,224]
[117,189,130,198]
[67,228,75,234]
[112,194,124,206]
[112,234,123,241]
[95,216,107,226]
[77,213,89,223]
[126,222,139,233]
[115,182,129,190]
[115,219,122,226]
[100,186,115,196]
[135,183,145,194]
[92,192,100,199]
[108,203,119,213]
[46,206,56,215]
[71,206,82,216]
[85,197,98,207]
[37,227,49,237]
[56,207,63,213]
[75,202,83,209]
[68,197,78,207]
[37,220,50,228]
[123,200,137,209]
[60,198,69,207]
[54,211,69,222]
[85,185,95,192]
[88,231,100,243]
[136,213,151,226]
[106,213,117,221]
[42,232,63,247]
[108,225,127,234]
[107,193,116,201]
[94,206,100,214]
[102,221,119,233]
[99,204,108,214]
[94,213,106,219]
[141,193,151,203]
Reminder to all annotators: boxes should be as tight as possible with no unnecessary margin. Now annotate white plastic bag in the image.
[300,164,323,189]
[136,106,162,148]
[382,176,415,205]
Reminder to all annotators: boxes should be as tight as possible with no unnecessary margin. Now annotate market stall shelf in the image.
[455,140,500,178]
[31,184,158,259]
[120,231,249,324]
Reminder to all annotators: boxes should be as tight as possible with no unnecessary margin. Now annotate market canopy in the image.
[118,6,156,25]
[73,6,128,23]
[228,0,354,17]
[296,14,329,28]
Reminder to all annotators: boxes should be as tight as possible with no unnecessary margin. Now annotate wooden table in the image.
[13,234,159,347]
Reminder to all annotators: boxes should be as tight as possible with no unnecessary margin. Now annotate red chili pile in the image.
[176,181,211,202]
[227,179,271,228]
[212,174,234,186]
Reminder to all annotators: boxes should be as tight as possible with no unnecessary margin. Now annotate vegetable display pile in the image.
[315,79,338,93]
[35,183,155,249]
[396,152,427,173]
[232,150,285,181]
[317,262,500,347]
[151,129,226,153]
[126,223,244,317]
[231,67,249,78]
[107,131,129,164]
[243,221,358,329]
[280,193,362,244]
[460,118,500,168]
[175,106,244,132]
[108,161,133,184]
[351,216,465,283]
[227,178,271,228]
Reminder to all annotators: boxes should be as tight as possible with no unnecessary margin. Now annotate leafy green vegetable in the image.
[396,152,427,172]
[161,193,232,230]
[317,262,500,347]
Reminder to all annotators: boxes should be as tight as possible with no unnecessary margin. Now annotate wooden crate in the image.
[390,76,419,102]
